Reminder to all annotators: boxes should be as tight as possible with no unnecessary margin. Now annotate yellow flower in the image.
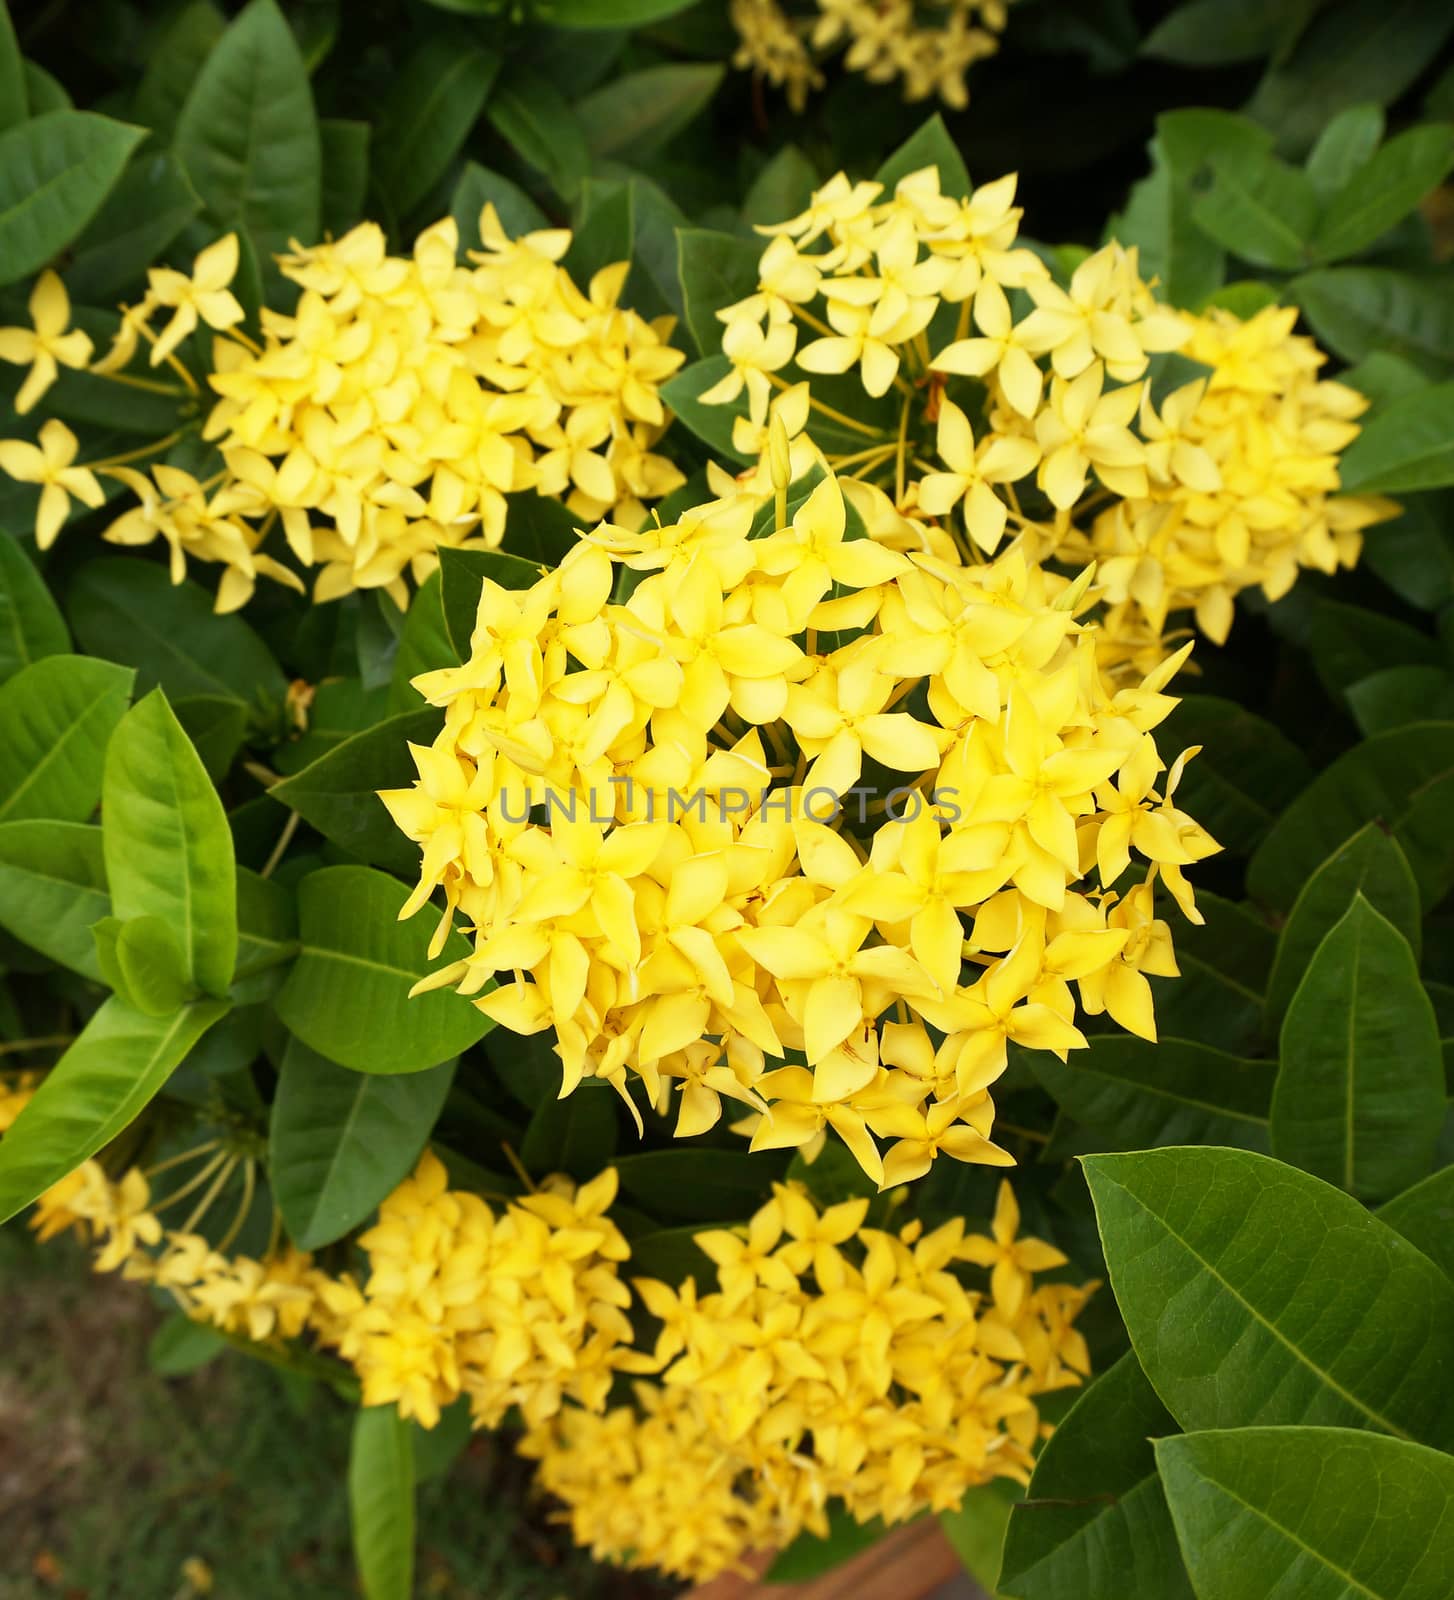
[0,419,104,548]
[0,271,93,413]
[917,397,1039,553]
[147,233,246,365]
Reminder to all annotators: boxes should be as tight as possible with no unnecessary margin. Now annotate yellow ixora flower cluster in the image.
[524,1178,1092,1583]
[383,461,1217,1187]
[731,0,1016,112]
[704,165,1390,669]
[0,214,686,612]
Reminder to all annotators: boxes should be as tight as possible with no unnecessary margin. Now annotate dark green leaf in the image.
[0,0,24,129]
[349,1406,414,1600]
[373,38,500,219]
[0,995,229,1225]
[0,536,68,684]
[1156,1427,1454,1600]
[173,694,248,783]
[388,571,456,713]
[1338,381,1454,493]
[999,1351,1194,1600]
[0,111,145,288]
[319,118,369,236]
[486,70,588,205]
[234,865,296,991]
[270,707,441,875]
[1191,152,1317,271]
[409,1398,472,1484]
[766,1504,887,1583]
[1305,598,1442,700]
[576,64,723,162]
[1273,896,1443,1200]
[520,1083,618,1182]
[1348,665,1454,734]
[103,689,237,998]
[1109,147,1224,310]
[743,144,817,228]
[659,355,751,464]
[874,114,970,200]
[0,820,107,979]
[275,864,489,1074]
[547,0,697,20]
[0,655,132,824]
[1082,1146,1454,1447]
[1378,1166,1454,1280]
[1266,823,1420,1022]
[132,1,225,140]
[1310,123,1454,263]
[450,161,549,249]
[677,226,761,358]
[1141,0,1298,65]
[614,1148,771,1221]
[563,175,633,290]
[64,151,202,302]
[271,1035,455,1249]
[499,493,582,566]
[437,546,546,661]
[1292,267,1454,374]
[148,1313,226,1376]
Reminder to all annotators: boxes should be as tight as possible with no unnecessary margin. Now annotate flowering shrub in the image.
[2,1,1454,1598]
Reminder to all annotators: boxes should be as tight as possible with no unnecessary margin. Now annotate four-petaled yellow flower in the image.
[0,271,93,412]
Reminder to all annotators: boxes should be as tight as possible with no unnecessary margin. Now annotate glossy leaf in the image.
[0,536,68,684]
[174,0,321,285]
[1247,721,1454,909]
[269,707,441,876]
[659,356,752,464]
[349,1406,415,1600]
[373,37,500,218]
[999,1351,1194,1600]
[677,226,762,357]
[270,1036,455,1249]
[0,995,229,1225]
[1310,123,1454,263]
[0,0,23,128]
[0,111,144,288]
[1272,896,1443,1200]
[1156,1427,1454,1600]
[1265,823,1421,1023]
[275,865,489,1074]
[0,820,107,979]
[576,64,723,161]
[1083,1146,1454,1448]
[0,655,132,825]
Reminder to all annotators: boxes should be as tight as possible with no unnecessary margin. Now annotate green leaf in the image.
[1028,1038,1274,1154]
[677,226,761,358]
[1109,146,1224,311]
[1348,665,1454,735]
[520,1083,618,1182]
[270,1036,455,1249]
[111,914,192,1015]
[1247,722,1454,909]
[0,110,144,288]
[999,1351,1194,1600]
[173,694,248,783]
[103,690,237,999]
[546,0,696,20]
[614,1148,772,1221]
[1141,0,1300,65]
[1190,152,1318,271]
[743,144,817,228]
[1272,896,1443,1200]
[1155,1427,1454,1600]
[173,0,321,288]
[1305,598,1443,701]
[1304,103,1385,196]
[0,655,132,824]
[0,536,68,685]
[1310,123,1454,263]
[486,70,588,205]
[67,559,287,721]
[132,1,225,140]
[437,546,546,660]
[765,1504,887,1583]
[319,118,369,236]
[576,64,722,162]
[270,707,441,876]
[450,161,548,249]
[659,355,751,464]
[499,493,582,567]
[562,175,633,289]
[875,114,970,200]
[1266,823,1421,1022]
[941,1480,1021,1594]
[349,1406,415,1600]
[234,865,296,992]
[1158,695,1311,854]
[1378,1166,1454,1280]
[1292,267,1454,374]
[1342,349,1430,409]
[148,1313,226,1376]
[1338,381,1454,493]
[0,1,25,130]
[373,38,500,219]
[275,865,489,1074]
[0,820,108,979]
[1082,1146,1454,1447]
[387,571,456,713]
[0,995,229,1225]
[409,1398,472,1484]
[64,150,202,303]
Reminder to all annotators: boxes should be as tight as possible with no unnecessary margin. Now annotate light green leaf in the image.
[659,355,751,464]
[269,708,441,876]
[1338,381,1454,493]
[0,110,144,288]
[1304,102,1385,196]
[0,655,132,824]
[114,914,193,1016]
[999,1351,1194,1600]
[1156,1427,1454,1600]
[1082,1146,1454,1447]
[677,226,762,358]
[576,64,723,162]
[1266,823,1421,1022]
[486,70,588,205]
[270,1036,455,1250]
[1273,896,1443,1200]
[64,150,203,302]
[373,38,499,219]
[0,995,229,1225]
[103,689,237,998]
[174,0,321,287]
[1378,1166,1454,1280]
[1109,146,1224,310]
[1028,1038,1274,1154]
[1191,151,1318,271]
[1247,721,1454,909]
[0,536,68,684]
[148,1313,226,1376]
[1291,267,1454,374]
[275,865,489,1074]
[1310,122,1454,263]
[349,1406,415,1600]
[875,113,970,199]
[450,161,548,249]
[0,820,107,979]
